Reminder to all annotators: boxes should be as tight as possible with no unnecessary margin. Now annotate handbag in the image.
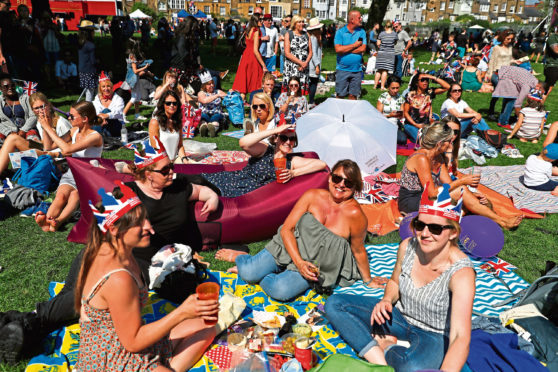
[477,129,507,149]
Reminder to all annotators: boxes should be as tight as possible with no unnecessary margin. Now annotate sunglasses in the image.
[1,83,15,89]
[453,129,460,136]
[331,173,354,189]
[164,101,178,106]
[451,89,462,93]
[289,84,299,87]
[68,113,80,121]
[278,134,297,143]
[413,219,454,235]
[33,104,47,111]
[252,103,267,110]
[419,78,430,83]
[151,163,174,176]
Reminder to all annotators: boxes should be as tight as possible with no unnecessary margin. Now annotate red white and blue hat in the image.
[419,183,463,222]
[99,71,111,83]
[527,88,543,102]
[125,137,168,169]
[89,180,142,233]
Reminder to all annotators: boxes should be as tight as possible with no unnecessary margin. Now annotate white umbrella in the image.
[295,98,397,175]
[469,25,485,29]
[129,9,151,19]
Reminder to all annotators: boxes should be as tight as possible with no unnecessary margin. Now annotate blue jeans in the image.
[92,119,122,137]
[201,112,224,123]
[394,54,404,78]
[403,124,420,143]
[460,117,490,137]
[325,294,448,371]
[280,54,285,74]
[499,98,516,125]
[236,249,310,302]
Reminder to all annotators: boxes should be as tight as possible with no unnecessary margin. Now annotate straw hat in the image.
[306,17,323,31]
[78,19,95,30]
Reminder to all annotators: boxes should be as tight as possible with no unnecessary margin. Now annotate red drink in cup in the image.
[274,158,287,184]
[196,282,220,325]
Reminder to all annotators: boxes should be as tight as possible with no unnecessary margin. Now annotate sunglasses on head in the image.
[252,103,267,110]
[151,163,174,176]
[413,219,454,235]
[164,101,178,106]
[33,104,47,111]
[331,173,354,189]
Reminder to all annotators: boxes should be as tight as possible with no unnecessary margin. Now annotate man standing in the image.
[334,10,366,99]
[225,19,236,56]
[368,23,379,53]
[456,28,468,58]
[278,15,291,74]
[393,21,411,78]
[209,18,218,55]
[262,14,278,72]
[544,27,558,100]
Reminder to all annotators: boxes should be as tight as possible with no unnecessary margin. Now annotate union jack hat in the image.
[527,88,543,102]
[99,71,111,83]
[125,137,168,169]
[89,180,142,233]
[418,183,463,222]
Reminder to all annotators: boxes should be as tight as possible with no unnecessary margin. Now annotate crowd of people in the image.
[0,4,557,371]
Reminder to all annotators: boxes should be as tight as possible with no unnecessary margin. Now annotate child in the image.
[123,46,153,123]
[441,34,457,61]
[402,51,415,76]
[523,144,558,196]
[507,89,546,143]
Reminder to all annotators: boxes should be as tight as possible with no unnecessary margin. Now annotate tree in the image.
[366,0,390,29]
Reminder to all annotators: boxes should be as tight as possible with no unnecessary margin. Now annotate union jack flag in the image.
[125,138,167,168]
[22,81,38,96]
[88,180,142,233]
[419,183,463,222]
[480,258,517,277]
[355,182,394,204]
[480,44,491,64]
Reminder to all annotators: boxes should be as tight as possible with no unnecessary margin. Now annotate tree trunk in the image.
[366,0,390,29]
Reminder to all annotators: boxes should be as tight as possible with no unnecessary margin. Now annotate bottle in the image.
[121,125,128,145]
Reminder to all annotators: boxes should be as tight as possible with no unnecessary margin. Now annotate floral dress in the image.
[76,269,172,371]
[378,91,404,125]
[275,92,308,122]
[283,31,310,94]
[405,90,434,126]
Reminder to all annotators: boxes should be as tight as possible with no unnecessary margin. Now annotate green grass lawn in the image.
[0,37,557,371]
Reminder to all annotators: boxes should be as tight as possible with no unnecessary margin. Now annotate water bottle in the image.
[121,125,128,145]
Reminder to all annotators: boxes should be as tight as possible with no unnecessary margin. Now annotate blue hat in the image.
[527,88,543,102]
[544,144,558,160]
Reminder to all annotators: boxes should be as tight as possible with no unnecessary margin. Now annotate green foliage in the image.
[470,19,490,29]
[456,14,476,24]
[336,16,346,23]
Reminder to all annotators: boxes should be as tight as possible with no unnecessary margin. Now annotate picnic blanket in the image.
[221,130,245,139]
[460,165,558,214]
[26,244,530,372]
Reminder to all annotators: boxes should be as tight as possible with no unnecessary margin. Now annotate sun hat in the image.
[89,180,142,233]
[78,19,95,30]
[418,183,463,222]
[306,17,323,31]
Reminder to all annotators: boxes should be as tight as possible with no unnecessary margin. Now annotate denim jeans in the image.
[280,54,285,74]
[92,119,122,137]
[394,54,404,78]
[460,117,490,137]
[403,124,420,143]
[498,98,516,125]
[325,294,448,371]
[236,249,310,302]
[308,77,319,104]
[201,112,224,123]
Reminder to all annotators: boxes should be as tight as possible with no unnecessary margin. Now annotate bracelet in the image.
[364,278,374,286]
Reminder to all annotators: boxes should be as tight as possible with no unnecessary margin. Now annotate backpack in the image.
[12,155,60,193]
[225,24,233,38]
[477,129,507,149]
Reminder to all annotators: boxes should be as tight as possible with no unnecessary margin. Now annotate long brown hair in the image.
[72,101,103,126]
[74,188,147,312]
[155,90,182,133]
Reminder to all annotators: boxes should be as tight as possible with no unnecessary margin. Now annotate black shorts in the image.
[544,66,558,87]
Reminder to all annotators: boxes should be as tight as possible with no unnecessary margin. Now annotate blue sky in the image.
[525,0,541,4]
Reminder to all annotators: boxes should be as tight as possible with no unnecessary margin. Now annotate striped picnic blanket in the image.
[26,244,529,372]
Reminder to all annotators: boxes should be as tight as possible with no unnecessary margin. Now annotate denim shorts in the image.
[335,70,362,97]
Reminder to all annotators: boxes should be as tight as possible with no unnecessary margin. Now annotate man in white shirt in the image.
[55,51,78,91]
[262,14,278,71]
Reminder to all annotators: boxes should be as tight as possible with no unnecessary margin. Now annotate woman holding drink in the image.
[75,181,219,371]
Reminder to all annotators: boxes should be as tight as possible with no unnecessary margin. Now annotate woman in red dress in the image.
[232,15,267,96]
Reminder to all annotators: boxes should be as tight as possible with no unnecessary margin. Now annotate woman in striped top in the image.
[374,21,398,90]
[325,185,475,372]
[507,89,546,143]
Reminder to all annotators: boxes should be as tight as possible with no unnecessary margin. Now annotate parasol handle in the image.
[342,114,344,122]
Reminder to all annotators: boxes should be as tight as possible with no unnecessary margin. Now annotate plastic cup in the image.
[196,282,220,325]
[274,158,287,183]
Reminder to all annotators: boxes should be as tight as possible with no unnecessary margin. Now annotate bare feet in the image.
[520,138,527,143]
[551,188,558,197]
[193,252,210,268]
[532,139,538,144]
[48,217,59,232]
[498,214,523,229]
[374,334,398,350]
[215,249,248,263]
[35,212,50,232]
[227,266,238,274]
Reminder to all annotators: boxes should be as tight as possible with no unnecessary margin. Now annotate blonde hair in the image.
[411,216,461,245]
[290,15,304,30]
[262,72,276,85]
[29,92,59,129]
[251,92,275,123]
[97,79,114,96]
[420,121,453,150]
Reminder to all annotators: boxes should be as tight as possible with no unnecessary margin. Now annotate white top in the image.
[36,117,72,141]
[478,59,488,72]
[524,154,552,186]
[518,107,545,139]
[158,127,180,161]
[254,117,277,145]
[265,27,278,57]
[93,94,125,122]
[440,99,470,122]
[71,129,103,158]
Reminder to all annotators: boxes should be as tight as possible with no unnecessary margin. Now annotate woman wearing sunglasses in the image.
[202,124,326,199]
[148,90,186,163]
[0,75,37,148]
[0,92,72,177]
[403,72,450,143]
[326,184,475,371]
[398,121,522,229]
[440,83,489,138]
[217,159,377,302]
[275,76,308,121]
[35,101,103,232]
[244,92,276,141]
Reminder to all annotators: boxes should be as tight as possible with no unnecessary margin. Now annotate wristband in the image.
[364,278,374,286]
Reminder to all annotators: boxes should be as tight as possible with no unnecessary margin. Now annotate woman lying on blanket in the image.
[325,184,476,372]
[200,124,327,198]
[75,181,218,371]
[0,92,72,178]
[398,121,522,229]
[217,160,387,302]
[0,141,220,364]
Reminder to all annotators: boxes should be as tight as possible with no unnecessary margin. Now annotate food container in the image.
[227,333,247,352]
[293,323,312,338]
[280,333,297,354]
